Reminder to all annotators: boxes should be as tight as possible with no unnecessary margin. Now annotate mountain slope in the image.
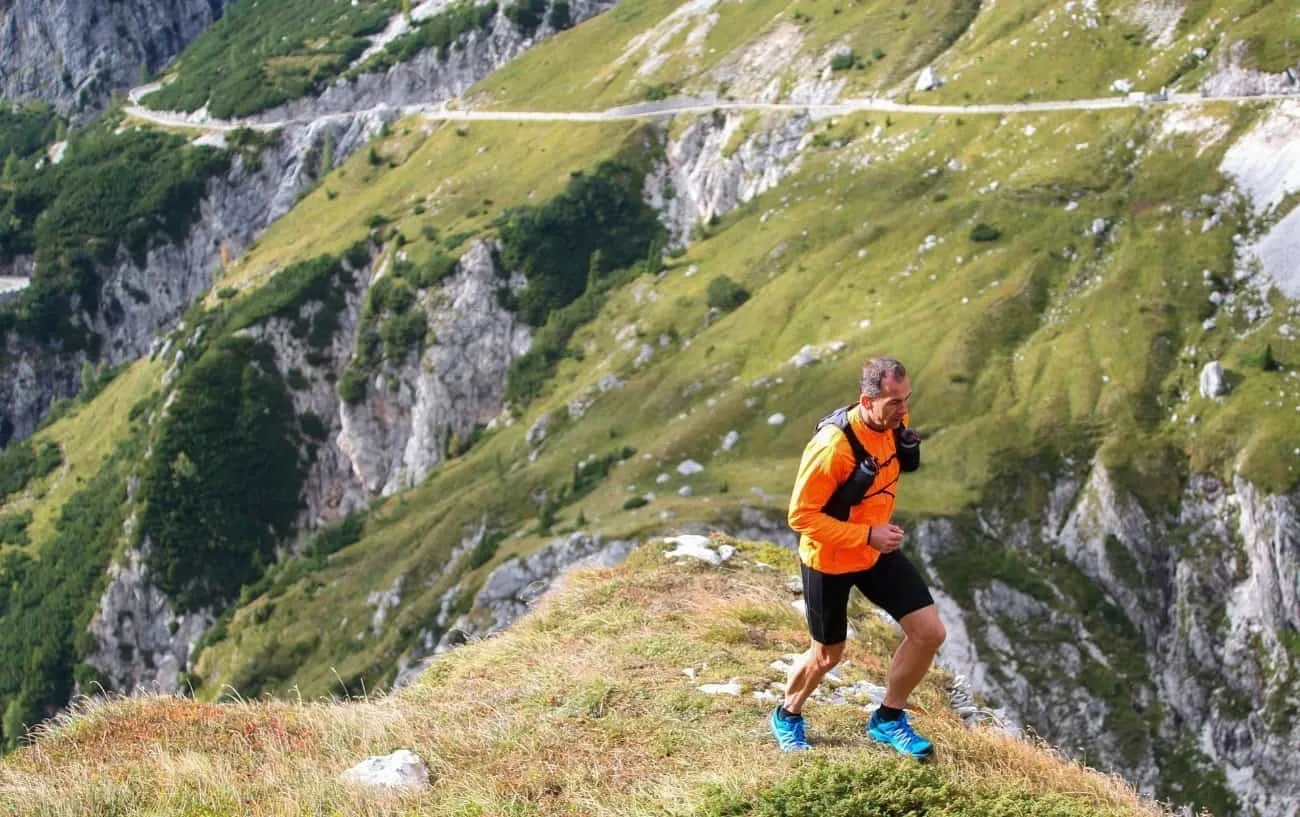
[0,539,1169,817]
[0,0,1298,814]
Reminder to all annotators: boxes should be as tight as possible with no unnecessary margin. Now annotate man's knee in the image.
[811,642,845,671]
[902,608,946,650]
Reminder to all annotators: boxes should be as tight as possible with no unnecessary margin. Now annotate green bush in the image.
[469,531,506,569]
[0,512,32,548]
[137,338,304,612]
[695,757,1138,816]
[310,513,365,558]
[338,367,369,404]
[0,103,62,162]
[0,440,62,502]
[549,1,571,29]
[970,223,1002,242]
[505,0,548,32]
[499,153,665,326]
[1239,343,1281,372]
[830,49,863,71]
[706,275,750,312]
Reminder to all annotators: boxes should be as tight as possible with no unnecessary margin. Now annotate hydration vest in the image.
[814,405,920,522]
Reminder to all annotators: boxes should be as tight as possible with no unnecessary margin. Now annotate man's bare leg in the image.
[782,640,844,715]
[882,605,946,710]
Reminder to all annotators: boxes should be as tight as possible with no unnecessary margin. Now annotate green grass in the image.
[142,0,399,118]
[0,359,161,545]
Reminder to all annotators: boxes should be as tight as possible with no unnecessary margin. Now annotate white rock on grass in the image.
[698,682,744,696]
[664,535,736,566]
[768,413,786,426]
[791,345,820,367]
[722,430,741,451]
[677,459,705,475]
[1200,361,1229,397]
[341,750,429,791]
[678,485,693,497]
[915,66,942,91]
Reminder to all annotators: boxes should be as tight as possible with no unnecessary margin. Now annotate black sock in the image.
[778,706,802,721]
[874,705,904,722]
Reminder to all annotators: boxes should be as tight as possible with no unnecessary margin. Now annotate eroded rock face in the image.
[918,462,1300,817]
[338,240,532,497]
[0,0,233,114]
[645,112,812,246]
[83,546,213,695]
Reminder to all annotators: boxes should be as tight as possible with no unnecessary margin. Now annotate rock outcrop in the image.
[0,0,233,114]
[919,462,1300,817]
[645,111,812,246]
[338,240,532,497]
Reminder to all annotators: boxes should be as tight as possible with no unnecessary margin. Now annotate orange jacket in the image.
[787,406,906,574]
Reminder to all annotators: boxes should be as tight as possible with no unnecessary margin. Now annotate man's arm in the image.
[787,431,873,551]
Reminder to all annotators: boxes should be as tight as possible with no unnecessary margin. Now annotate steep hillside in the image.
[0,0,1298,815]
[0,539,1170,817]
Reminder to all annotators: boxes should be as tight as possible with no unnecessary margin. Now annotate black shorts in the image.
[801,552,935,645]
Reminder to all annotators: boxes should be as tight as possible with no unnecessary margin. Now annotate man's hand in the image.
[867,524,904,553]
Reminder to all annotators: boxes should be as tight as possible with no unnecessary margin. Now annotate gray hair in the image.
[860,356,907,397]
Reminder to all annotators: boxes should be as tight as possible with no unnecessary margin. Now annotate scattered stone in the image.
[915,66,943,91]
[678,485,694,497]
[722,430,741,451]
[698,682,743,696]
[1088,218,1110,236]
[1200,361,1229,397]
[1023,124,1036,137]
[1111,78,1135,94]
[663,535,735,566]
[677,459,705,476]
[598,374,624,393]
[1065,201,1079,211]
[525,413,550,448]
[341,750,429,791]
[682,667,697,680]
[635,344,655,367]
[791,345,820,367]
[946,158,964,171]
[753,689,780,702]
[768,413,787,426]
[656,473,671,485]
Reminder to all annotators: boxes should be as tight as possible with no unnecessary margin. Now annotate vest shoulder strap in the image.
[814,404,870,464]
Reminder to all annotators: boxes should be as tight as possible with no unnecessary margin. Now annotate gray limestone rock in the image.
[0,0,234,115]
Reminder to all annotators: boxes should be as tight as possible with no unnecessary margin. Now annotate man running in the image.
[770,355,946,758]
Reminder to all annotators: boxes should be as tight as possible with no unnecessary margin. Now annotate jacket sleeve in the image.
[787,431,873,552]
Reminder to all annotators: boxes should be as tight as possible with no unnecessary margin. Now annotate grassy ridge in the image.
[0,539,1167,816]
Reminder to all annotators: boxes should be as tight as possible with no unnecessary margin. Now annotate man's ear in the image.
[858,393,872,412]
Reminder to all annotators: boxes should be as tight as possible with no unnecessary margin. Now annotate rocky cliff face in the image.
[918,462,1300,817]
[646,111,813,246]
[339,240,532,497]
[0,0,232,114]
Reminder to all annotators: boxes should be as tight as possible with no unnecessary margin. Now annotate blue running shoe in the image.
[867,710,933,760]
[770,707,812,751]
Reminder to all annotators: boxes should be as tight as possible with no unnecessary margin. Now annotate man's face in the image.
[861,374,911,429]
